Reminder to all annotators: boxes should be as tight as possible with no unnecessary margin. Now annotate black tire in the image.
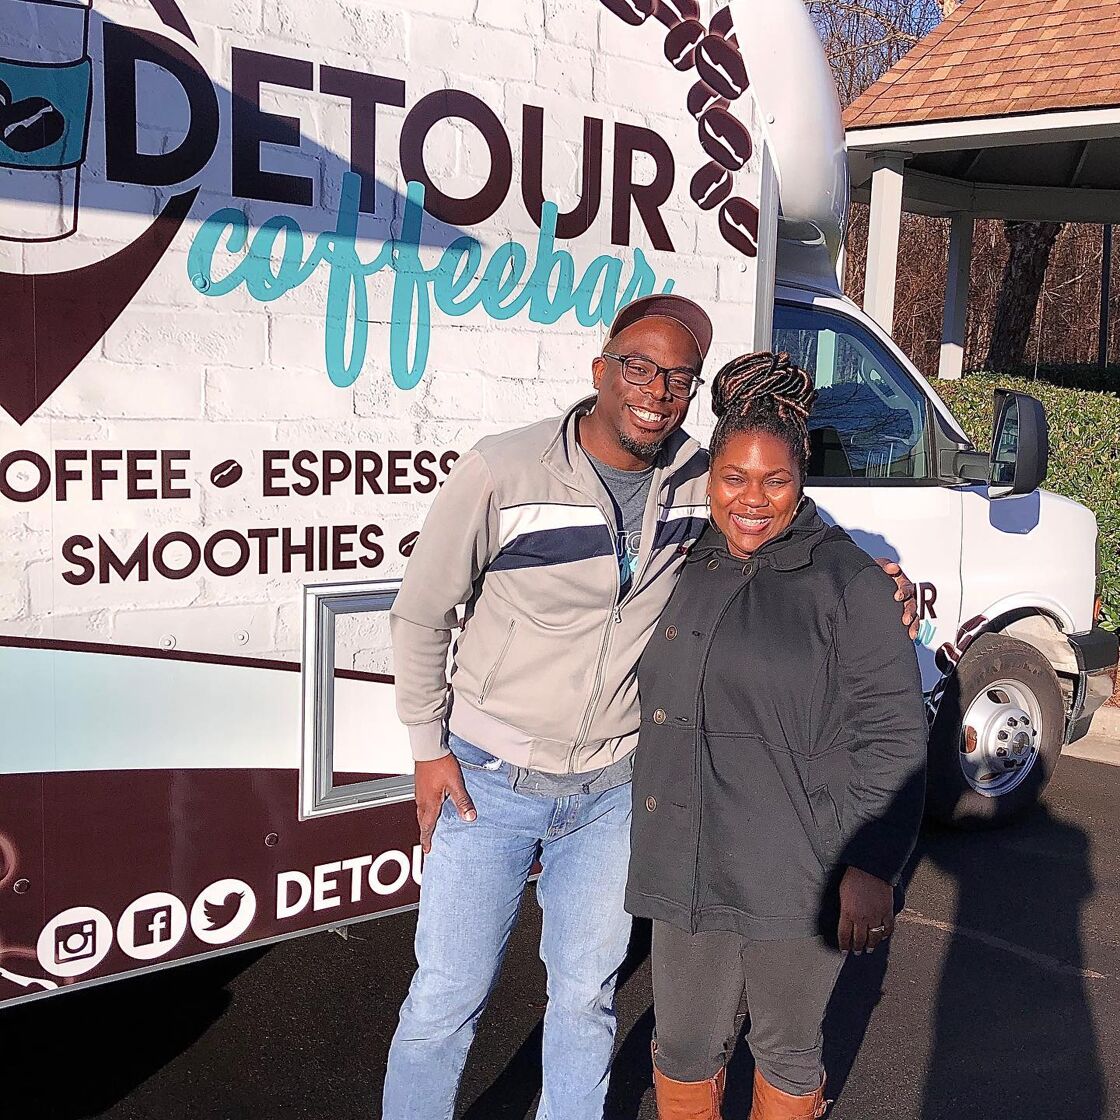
[926,633,1065,828]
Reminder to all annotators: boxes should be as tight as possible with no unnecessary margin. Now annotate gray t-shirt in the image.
[584,450,655,598]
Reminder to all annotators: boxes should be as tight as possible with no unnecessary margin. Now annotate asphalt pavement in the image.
[6,749,1120,1120]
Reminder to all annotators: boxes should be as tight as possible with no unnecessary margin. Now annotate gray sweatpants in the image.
[651,921,845,1096]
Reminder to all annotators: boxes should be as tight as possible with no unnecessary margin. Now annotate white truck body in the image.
[0,0,1113,1009]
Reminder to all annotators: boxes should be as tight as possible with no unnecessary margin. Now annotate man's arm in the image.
[390,450,499,849]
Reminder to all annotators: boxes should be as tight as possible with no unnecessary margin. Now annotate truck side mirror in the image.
[988,389,1049,499]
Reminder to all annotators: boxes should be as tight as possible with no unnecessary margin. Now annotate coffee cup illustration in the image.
[0,0,93,242]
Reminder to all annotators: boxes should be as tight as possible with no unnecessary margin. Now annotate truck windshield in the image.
[774,303,932,482]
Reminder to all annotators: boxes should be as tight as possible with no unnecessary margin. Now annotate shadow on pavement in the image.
[16,798,1097,1119]
[820,879,908,1103]
[601,799,1103,1120]
[602,920,655,1120]
[822,801,1102,1119]
[918,804,1103,1119]
[458,791,1103,1120]
[0,946,266,1120]
[461,1019,545,1120]
[462,918,656,1120]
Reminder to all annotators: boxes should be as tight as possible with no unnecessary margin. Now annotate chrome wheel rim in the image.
[959,678,1043,797]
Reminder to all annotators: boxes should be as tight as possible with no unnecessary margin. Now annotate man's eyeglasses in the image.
[602,351,704,401]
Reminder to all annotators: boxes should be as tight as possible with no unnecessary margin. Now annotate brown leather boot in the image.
[652,1058,726,1119]
[748,1069,828,1119]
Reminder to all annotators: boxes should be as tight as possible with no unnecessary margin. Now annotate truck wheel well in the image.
[988,609,1078,678]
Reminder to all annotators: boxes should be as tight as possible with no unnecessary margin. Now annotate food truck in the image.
[1,0,1115,1007]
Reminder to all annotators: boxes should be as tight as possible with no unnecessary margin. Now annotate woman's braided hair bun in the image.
[710,351,818,472]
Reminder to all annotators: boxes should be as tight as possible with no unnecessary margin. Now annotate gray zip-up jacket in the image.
[390,397,710,773]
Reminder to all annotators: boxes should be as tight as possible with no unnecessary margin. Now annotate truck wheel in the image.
[927,633,1065,828]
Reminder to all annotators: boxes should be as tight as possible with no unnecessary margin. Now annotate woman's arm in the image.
[833,564,928,945]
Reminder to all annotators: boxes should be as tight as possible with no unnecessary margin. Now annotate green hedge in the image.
[933,374,1120,631]
[1002,363,1120,394]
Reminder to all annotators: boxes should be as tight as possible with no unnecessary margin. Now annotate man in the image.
[382,295,916,1120]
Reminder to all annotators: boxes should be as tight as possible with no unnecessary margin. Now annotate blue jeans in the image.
[382,735,634,1120]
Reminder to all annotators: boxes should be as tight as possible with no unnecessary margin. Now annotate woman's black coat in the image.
[626,499,928,941]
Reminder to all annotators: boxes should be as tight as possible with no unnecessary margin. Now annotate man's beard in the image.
[619,430,666,461]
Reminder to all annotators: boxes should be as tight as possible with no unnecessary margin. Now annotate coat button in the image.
[707,558,720,570]
[645,796,657,812]
[665,625,677,640]
[653,708,667,724]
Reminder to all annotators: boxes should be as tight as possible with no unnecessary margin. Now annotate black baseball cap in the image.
[606,294,713,362]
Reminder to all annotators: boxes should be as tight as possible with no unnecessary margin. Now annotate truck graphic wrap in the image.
[0,0,94,242]
[4,0,1112,1011]
[0,0,771,1005]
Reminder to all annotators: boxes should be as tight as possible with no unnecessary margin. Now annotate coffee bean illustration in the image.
[664,19,705,70]
[599,0,656,26]
[698,106,753,172]
[210,459,243,488]
[1,96,65,154]
[687,80,729,121]
[653,0,700,28]
[710,5,737,43]
[719,196,760,258]
[696,35,749,101]
[690,161,733,211]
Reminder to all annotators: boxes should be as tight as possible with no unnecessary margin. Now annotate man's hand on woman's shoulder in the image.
[873,558,919,640]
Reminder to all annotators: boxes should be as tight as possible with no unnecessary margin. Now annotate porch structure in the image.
[844,0,1120,378]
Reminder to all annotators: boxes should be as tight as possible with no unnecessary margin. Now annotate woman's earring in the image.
[706,495,720,534]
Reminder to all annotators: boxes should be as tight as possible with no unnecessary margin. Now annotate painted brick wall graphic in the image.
[0,0,762,669]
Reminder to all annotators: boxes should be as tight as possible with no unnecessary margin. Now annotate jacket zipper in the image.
[543,439,681,766]
[478,619,517,705]
[571,551,621,756]
[571,467,669,757]
[616,476,667,615]
[570,482,627,756]
[616,524,655,614]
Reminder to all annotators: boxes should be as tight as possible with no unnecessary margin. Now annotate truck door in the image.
[775,300,964,691]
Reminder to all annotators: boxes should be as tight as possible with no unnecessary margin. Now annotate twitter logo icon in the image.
[204,891,245,931]
[191,879,257,946]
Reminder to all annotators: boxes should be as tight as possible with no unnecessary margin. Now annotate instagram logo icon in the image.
[0,0,93,242]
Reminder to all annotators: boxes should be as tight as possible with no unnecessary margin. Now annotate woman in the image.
[627,352,928,1120]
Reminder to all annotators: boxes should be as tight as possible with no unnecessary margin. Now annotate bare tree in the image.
[984,222,1066,371]
[806,1,941,105]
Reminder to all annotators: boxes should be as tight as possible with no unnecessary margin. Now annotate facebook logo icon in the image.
[133,904,174,947]
[118,892,186,961]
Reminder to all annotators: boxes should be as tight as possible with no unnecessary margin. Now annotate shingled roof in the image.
[844,0,1120,130]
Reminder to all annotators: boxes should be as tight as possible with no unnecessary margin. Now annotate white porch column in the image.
[863,152,907,334]
[939,211,974,380]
